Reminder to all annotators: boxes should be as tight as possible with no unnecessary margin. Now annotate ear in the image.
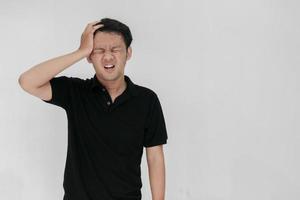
[126,46,132,61]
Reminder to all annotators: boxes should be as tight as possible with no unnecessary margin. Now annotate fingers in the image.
[92,21,102,26]
[89,20,102,27]
[83,21,104,34]
[91,24,103,35]
[92,24,103,29]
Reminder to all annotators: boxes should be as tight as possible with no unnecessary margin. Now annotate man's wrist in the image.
[75,48,90,59]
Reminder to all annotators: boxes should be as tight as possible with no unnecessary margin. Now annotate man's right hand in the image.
[78,20,104,58]
[18,21,104,100]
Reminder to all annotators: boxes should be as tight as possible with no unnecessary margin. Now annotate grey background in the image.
[1,0,299,200]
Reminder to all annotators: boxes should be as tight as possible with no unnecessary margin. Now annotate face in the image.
[87,31,132,82]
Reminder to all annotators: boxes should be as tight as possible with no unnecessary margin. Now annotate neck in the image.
[96,74,127,96]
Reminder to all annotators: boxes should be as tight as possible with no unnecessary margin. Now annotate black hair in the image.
[93,18,133,50]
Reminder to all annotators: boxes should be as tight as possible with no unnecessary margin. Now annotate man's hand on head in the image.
[78,20,103,58]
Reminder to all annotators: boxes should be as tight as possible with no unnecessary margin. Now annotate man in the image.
[18,18,168,200]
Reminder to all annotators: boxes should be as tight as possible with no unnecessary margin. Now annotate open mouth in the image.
[104,64,115,71]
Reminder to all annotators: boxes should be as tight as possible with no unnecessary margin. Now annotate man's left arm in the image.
[146,145,166,200]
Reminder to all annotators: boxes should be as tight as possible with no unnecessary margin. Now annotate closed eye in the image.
[93,48,122,53]
[93,49,104,53]
[112,49,120,53]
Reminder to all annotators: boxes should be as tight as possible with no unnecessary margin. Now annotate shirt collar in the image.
[91,73,138,97]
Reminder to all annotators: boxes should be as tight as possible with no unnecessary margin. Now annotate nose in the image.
[103,51,114,62]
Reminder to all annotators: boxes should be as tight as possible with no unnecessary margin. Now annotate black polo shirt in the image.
[42,73,168,200]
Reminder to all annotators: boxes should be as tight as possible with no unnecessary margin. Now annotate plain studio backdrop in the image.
[0,0,299,200]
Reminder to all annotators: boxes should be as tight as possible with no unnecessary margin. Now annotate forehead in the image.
[93,31,125,48]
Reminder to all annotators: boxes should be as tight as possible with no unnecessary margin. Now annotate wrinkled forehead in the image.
[93,31,125,48]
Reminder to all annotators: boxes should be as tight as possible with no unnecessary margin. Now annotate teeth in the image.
[105,64,114,68]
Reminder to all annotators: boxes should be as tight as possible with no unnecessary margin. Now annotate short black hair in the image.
[93,18,133,50]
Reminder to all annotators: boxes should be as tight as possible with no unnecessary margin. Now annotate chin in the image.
[103,73,123,81]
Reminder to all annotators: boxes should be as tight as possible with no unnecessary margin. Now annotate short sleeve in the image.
[143,93,168,147]
[42,76,73,110]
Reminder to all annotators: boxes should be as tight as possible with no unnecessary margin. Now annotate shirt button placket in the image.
[101,87,112,108]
